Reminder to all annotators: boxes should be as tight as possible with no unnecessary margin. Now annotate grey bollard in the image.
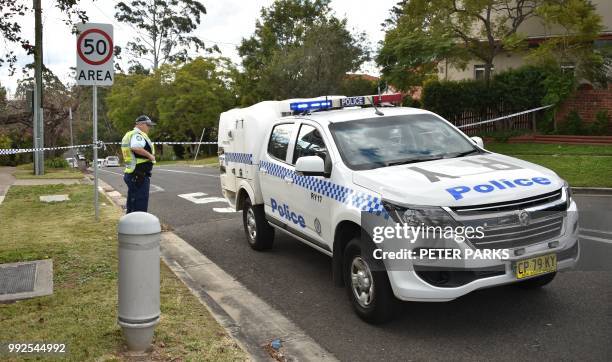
[117,212,161,352]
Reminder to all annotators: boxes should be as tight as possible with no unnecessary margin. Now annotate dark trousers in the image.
[123,173,150,213]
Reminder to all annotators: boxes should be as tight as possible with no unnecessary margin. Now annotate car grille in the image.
[447,189,566,250]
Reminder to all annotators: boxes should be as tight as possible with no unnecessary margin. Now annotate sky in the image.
[0,0,398,97]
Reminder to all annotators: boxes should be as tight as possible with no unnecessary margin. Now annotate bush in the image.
[590,110,610,135]
[557,111,584,135]
[44,157,69,169]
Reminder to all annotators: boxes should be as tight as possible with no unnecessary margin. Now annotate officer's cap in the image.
[135,115,156,126]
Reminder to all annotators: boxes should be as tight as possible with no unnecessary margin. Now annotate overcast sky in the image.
[0,0,398,97]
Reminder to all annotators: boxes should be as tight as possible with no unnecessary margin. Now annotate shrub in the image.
[557,111,584,135]
[44,157,69,169]
[590,109,610,135]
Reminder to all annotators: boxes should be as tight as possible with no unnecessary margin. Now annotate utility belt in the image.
[129,162,152,184]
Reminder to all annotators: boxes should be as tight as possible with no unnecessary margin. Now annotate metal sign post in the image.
[76,23,114,220]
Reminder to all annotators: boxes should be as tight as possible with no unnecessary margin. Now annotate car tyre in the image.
[343,238,395,324]
[516,272,556,288]
[243,197,274,251]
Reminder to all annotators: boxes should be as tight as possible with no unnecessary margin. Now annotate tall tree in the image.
[378,0,542,87]
[0,0,87,75]
[114,0,213,70]
[237,0,369,104]
[528,0,609,87]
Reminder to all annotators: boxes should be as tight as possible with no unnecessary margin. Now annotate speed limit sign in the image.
[76,23,114,86]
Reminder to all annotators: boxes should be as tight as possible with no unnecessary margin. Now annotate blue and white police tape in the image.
[457,104,553,129]
[0,141,218,155]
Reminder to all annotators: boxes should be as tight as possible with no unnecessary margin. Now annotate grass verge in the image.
[155,156,218,167]
[14,164,84,179]
[485,142,612,187]
[0,184,246,361]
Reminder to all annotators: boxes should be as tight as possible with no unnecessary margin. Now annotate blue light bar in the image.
[289,99,333,112]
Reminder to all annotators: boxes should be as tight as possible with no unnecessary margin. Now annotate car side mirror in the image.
[295,156,327,177]
[470,136,484,149]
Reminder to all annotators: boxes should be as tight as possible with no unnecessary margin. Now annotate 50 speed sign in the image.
[76,23,114,86]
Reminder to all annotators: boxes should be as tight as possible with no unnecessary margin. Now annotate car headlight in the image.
[383,202,456,227]
[563,180,572,210]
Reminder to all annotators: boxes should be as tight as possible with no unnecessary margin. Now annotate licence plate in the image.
[514,254,557,279]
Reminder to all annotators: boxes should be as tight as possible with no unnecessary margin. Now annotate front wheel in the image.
[242,198,274,251]
[344,238,396,324]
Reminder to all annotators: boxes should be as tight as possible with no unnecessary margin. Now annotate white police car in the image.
[218,94,579,323]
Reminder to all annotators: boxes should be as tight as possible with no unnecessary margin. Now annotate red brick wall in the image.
[555,83,612,124]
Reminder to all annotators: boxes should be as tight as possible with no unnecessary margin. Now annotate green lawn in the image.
[155,155,218,167]
[485,142,612,187]
[14,164,84,179]
[0,185,246,361]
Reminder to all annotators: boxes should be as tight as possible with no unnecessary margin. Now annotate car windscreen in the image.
[328,114,478,170]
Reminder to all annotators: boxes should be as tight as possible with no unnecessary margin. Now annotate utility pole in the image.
[33,0,44,175]
[68,107,74,158]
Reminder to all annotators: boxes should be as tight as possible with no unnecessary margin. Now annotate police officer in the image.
[121,115,156,213]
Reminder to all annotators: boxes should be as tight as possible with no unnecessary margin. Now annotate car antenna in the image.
[370,95,384,116]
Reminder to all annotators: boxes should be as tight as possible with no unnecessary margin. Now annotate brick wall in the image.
[555,83,612,125]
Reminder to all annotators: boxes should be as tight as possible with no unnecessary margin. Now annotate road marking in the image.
[178,192,227,204]
[99,168,164,193]
[156,168,219,178]
[579,234,612,244]
[579,227,612,236]
[213,207,238,213]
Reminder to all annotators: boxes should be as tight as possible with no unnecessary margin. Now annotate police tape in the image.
[0,141,218,155]
[457,104,553,129]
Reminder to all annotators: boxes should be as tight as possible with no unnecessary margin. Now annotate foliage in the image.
[591,109,610,135]
[237,0,369,104]
[44,157,69,169]
[339,76,378,97]
[378,0,541,88]
[157,57,236,144]
[0,0,87,75]
[106,57,236,156]
[114,0,213,70]
[422,64,574,132]
[528,0,610,87]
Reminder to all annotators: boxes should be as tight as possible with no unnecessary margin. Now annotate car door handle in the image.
[283,176,293,184]
[260,167,268,174]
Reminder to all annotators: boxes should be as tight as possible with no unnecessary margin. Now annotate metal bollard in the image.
[117,212,161,352]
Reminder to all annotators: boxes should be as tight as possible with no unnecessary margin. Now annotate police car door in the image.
[260,122,300,228]
[286,121,332,251]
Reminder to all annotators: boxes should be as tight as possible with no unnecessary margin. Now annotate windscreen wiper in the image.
[386,156,444,166]
[450,149,481,158]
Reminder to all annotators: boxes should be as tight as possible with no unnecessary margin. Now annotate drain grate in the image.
[0,262,37,295]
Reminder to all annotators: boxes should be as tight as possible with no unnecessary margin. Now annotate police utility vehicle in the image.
[218,94,579,323]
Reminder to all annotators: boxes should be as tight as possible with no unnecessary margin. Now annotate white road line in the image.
[156,168,219,178]
[579,227,612,236]
[579,234,612,244]
[178,192,227,204]
[99,168,164,193]
[213,207,239,213]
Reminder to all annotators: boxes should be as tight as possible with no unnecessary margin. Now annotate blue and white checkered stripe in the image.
[224,152,253,165]
[260,160,387,217]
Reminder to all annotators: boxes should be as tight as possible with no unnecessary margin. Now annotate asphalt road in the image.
[99,165,611,361]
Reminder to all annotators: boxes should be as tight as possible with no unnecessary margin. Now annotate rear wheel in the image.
[516,272,556,288]
[242,197,274,251]
[343,238,395,324]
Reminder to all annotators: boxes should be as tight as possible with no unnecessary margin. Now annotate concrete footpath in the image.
[0,167,15,205]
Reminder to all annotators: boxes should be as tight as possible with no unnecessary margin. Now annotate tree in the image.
[378,0,541,87]
[237,0,369,104]
[0,0,87,75]
[528,0,609,87]
[157,57,236,154]
[114,0,213,70]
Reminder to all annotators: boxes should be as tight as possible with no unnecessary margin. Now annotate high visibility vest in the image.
[121,129,155,174]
